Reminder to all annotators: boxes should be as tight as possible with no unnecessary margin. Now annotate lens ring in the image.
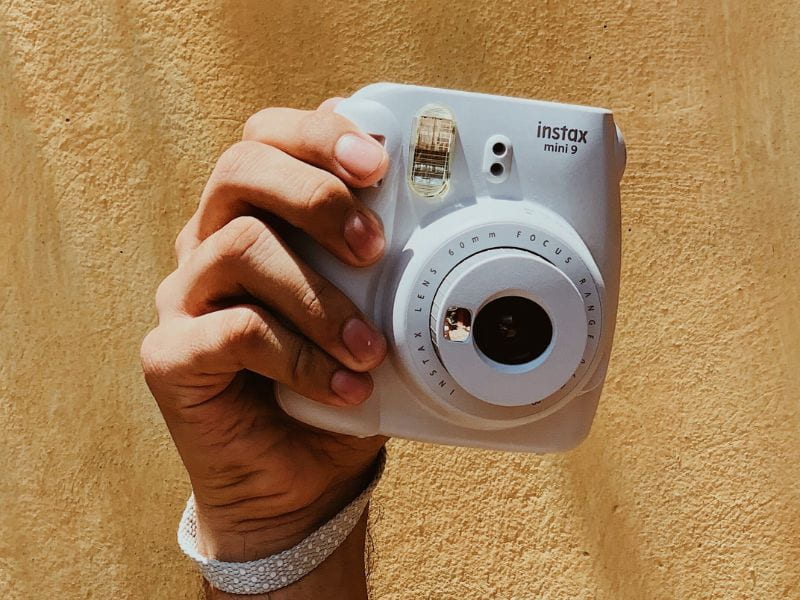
[473,296,553,365]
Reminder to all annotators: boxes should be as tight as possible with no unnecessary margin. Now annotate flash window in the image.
[408,105,456,198]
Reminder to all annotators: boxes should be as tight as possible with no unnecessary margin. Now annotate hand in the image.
[140,98,390,570]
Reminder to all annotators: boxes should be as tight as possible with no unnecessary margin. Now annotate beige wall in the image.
[2,1,799,598]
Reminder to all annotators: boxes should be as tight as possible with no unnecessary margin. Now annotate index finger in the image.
[242,105,389,188]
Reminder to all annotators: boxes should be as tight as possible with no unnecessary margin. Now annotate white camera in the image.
[277,83,625,453]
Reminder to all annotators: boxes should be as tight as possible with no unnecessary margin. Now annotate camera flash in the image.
[408,105,456,198]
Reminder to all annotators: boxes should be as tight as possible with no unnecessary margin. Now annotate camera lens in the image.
[473,296,553,365]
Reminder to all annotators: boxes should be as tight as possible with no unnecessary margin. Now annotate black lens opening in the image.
[473,296,553,365]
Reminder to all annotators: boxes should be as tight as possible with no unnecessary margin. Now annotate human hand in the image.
[140,97,390,568]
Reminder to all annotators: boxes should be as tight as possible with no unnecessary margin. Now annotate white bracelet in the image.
[178,449,385,595]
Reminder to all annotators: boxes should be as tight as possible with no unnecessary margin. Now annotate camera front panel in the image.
[276,83,624,452]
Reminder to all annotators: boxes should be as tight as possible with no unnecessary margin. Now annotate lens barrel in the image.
[473,296,553,365]
[427,247,589,407]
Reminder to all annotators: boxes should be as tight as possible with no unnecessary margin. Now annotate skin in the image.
[140,97,391,599]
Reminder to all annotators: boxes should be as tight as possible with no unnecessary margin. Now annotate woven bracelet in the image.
[178,449,385,595]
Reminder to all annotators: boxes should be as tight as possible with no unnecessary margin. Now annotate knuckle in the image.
[302,174,350,215]
[242,107,278,140]
[289,337,318,389]
[154,271,179,314]
[215,216,272,264]
[225,307,267,351]
[208,140,262,193]
[174,226,190,259]
[139,327,170,382]
[297,278,333,324]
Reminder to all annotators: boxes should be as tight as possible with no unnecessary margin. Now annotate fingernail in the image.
[331,370,373,405]
[335,134,385,180]
[344,211,385,261]
[342,317,386,364]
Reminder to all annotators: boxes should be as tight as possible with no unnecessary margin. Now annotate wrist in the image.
[194,457,379,562]
[177,448,386,596]
[204,510,370,600]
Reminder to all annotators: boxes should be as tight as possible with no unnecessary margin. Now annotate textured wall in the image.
[1,1,799,598]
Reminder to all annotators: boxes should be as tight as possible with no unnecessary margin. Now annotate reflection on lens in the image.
[473,296,553,365]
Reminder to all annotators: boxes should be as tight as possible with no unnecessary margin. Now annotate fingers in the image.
[176,140,385,267]
[242,106,388,188]
[317,97,344,112]
[158,216,387,373]
[151,99,392,411]
[141,305,373,407]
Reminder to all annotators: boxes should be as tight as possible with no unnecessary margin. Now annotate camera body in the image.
[277,83,625,452]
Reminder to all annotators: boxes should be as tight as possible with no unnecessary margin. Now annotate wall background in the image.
[2,1,799,598]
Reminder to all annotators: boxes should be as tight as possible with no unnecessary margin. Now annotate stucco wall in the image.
[2,1,798,598]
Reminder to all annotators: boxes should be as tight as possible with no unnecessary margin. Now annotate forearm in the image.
[203,510,369,600]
